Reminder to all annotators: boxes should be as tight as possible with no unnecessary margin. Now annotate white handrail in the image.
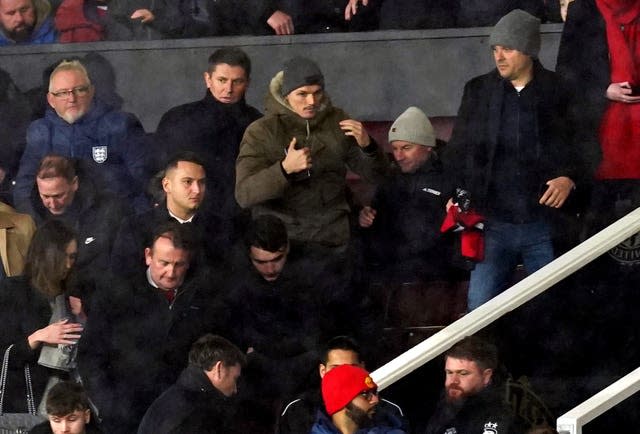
[556,367,640,434]
[371,207,640,390]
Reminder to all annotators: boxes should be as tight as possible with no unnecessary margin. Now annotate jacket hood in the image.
[33,0,52,30]
[0,0,53,43]
[265,71,334,127]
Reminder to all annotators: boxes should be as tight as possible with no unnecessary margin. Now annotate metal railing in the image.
[556,367,640,434]
[371,207,640,393]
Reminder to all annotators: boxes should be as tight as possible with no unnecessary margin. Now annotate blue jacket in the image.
[310,408,407,434]
[14,99,148,214]
[0,0,57,46]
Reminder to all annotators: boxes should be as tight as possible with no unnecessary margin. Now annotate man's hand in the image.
[445,198,454,211]
[606,81,640,104]
[267,10,294,35]
[281,137,311,174]
[131,9,155,23]
[340,119,370,147]
[539,176,575,208]
[359,206,377,227]
[345,0,368,20]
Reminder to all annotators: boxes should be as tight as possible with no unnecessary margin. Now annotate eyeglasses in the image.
[359,389,378,401]
[49,85,92,99]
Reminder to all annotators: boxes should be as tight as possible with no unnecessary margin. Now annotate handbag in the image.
[38,295,79,372]
[0,344,46,434]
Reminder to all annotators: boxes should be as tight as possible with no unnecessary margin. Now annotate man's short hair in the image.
[149,220,195,253]
[36,155,77,182]
[189,334,246,371]
[207,47,252,78]
[45,381,90,417]
[320,336,362,366]
[445,336,498,371]
[164,151,206,174]
[244,214,288,252]
[48,60,91,92]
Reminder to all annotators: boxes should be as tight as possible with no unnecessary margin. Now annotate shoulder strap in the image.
[0,344,37,415]
[0,344,14,414]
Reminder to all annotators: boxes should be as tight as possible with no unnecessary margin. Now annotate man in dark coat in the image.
[79,222,226,434]
[111,151,223,277]
[155,47,261,252]
[358,106,457,283]
[225,215,370,433]
[29,155,129,289]
[137,334,246,434]
[445,9,577,311]
[423,336,523,434]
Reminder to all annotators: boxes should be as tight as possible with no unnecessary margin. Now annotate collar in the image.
[168,209,195,223]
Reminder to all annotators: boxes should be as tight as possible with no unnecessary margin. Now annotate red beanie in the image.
[321,365,377,416]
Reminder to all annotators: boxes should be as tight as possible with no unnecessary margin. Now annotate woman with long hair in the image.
[0,220,84,412]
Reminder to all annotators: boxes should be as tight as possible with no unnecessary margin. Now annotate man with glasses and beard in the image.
[0,0,56,45]
[13,59,148,215]
[312,364,396,434]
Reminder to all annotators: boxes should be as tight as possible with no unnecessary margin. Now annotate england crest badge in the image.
[92,146,108,163]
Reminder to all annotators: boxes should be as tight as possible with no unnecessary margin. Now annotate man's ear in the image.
[144,247,153,266]
[161,176,170,193]
[203,71,212,88]
[204,360,223,386]
[46,92,56,110]
[319,363,327,378]
[482,368,493,386]
[71,176,79,193]
[83,408,91,423]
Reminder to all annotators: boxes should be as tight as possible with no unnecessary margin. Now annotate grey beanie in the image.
[281,57,325,97]
[388,107,436,147]
[489,9,541,58]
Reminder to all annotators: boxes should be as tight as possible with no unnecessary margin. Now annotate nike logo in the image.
[84,237,95,245]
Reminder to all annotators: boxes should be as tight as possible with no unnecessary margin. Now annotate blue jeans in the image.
[467,220,554,311]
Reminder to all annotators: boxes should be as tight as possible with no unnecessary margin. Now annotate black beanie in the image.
[281,57,324,97]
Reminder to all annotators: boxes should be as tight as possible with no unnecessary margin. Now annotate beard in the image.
[345,402,374,429]
[6,23,35,43]
[445,385,470,403]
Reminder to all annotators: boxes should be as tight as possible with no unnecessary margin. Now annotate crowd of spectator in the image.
[0,0,569,45]
[0,1,638,432]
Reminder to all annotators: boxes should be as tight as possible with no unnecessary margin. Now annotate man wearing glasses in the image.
[13,59,148,215]
[278,336,407,434]
[312,364,394,434]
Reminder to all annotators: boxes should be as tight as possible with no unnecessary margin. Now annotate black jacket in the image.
[78,272,226,434]
[225,249,367,400]
[556,0,609,176]
[28,163,129,289]
[424,385,523,434]
[155,92,261,248]
[110,203,225,276]
[0,277,56,413]
[137,365,238,434]
[362,156,457,281]
[445,61,577,217]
